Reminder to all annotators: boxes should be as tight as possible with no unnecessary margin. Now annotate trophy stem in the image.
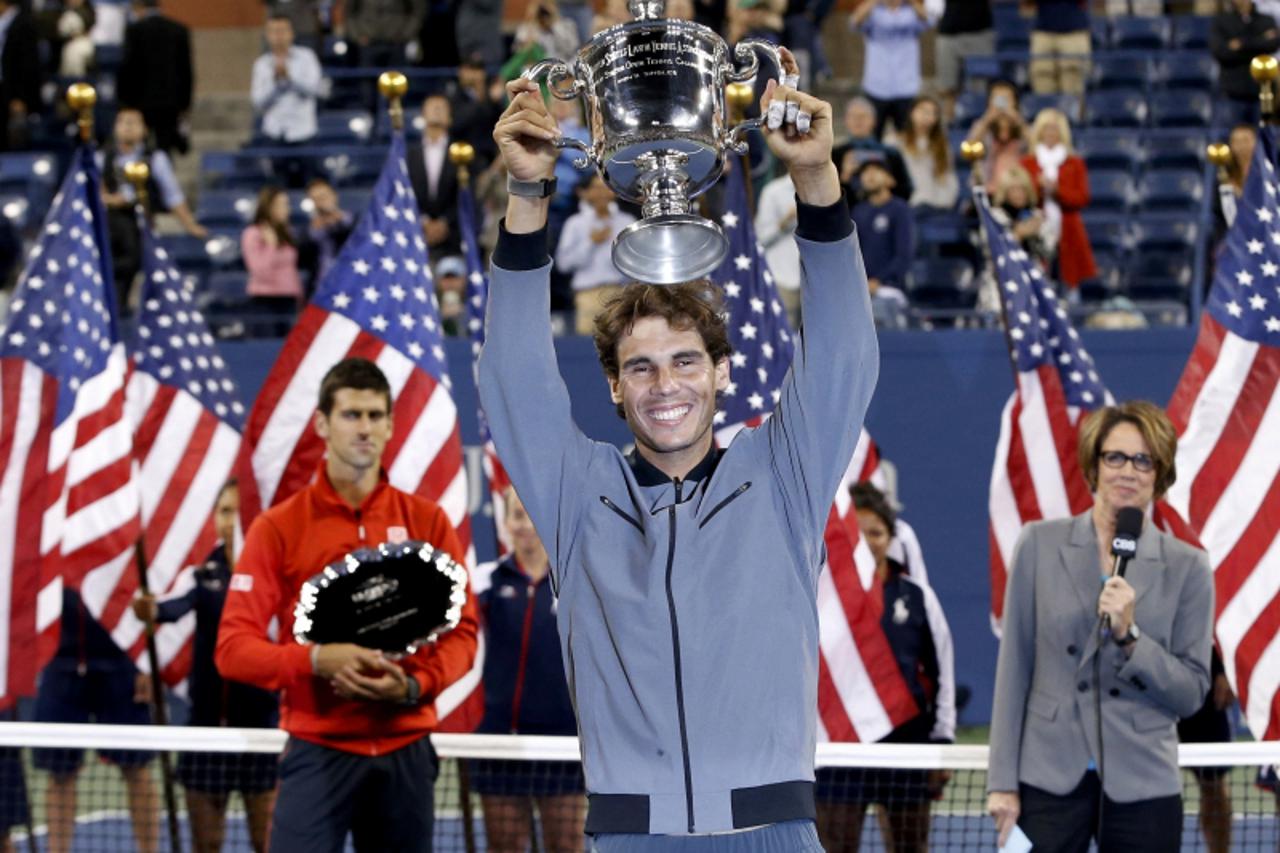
[635,150,694,218]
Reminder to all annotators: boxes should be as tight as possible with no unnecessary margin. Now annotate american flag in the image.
[0,147,139,706]
[233,135,482,729]
[111,220,246,686]
[709,161,916,742]
[1165,127,1280,740]
[980,192,1111,634]
[458,182,510,554]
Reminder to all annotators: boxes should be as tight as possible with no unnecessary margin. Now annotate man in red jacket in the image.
[216,357,478,852]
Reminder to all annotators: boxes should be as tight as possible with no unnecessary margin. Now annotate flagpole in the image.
[379,68,481,853]
[123,160,184,853]
[963,140,1021,386]
[727,82,756,215]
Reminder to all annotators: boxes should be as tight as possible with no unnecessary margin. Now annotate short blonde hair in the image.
[1029,108,1073,151]
[994,164,1038,207]
[1077,401,1178,499]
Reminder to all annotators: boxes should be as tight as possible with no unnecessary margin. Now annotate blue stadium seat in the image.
[1090,17,1110,48]
[340,189,373,216]
[1086,89,1148,127]
[1136,168,1205,213]
[954,91,988,127]
[1110,16,1172,50]
[1131,217,1200,251]
[320,150,385,187]
[1172,16,1212,50]
[321,36,354,66]
[204,270,249,307]
[95,44,124,72]
[1149,91,1212,128]
[1076,130,1142,173]
[201,151,273,190]
[996,16,1031,53]
[0,195,31,229]
[916,210,970,250]
[203,229,245,270]
[907,257,977,309]
[0,152,57,208]
[962,54,1005,90]
[1156,53,1218,90]
[1089,169,1136,212]
[196,189,258,228]
[1082,213,1130,254]
[1142,131,1207,170]
[314,110,374,147]
[1080,250,1125,302]
[1125,249,1194,301]
[1022,93,1081,122]
[156,235,212,274]
[1089,54,1154,90]
[1213,99,1257,129]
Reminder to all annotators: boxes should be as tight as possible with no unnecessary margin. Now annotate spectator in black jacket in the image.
[407,94,461,256]
[0,0,42,151]
[1212,0,1280,124]
[832,96,914,202]
[118,0,194,154]
[447,54,504,171]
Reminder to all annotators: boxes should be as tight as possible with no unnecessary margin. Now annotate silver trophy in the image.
[523,0,781,285]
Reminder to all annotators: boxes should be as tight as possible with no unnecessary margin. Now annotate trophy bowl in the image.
[523,0,781,284]
[293,540,468,658]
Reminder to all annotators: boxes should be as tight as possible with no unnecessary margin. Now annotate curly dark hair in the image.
[593,279,732,369]
[850,481,896,531]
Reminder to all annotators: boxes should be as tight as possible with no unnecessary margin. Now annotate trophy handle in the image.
[725,39,782,84]
[723,40,782,153]
[522,59,595,169]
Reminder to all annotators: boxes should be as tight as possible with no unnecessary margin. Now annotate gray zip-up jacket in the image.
[477,197,878,836]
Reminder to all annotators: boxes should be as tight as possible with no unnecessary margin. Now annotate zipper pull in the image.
[674,477,683,501]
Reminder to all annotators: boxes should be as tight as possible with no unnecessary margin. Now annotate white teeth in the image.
[651,406,690,422]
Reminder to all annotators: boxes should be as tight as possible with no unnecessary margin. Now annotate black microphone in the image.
[1110,507,1143,578]
[1102,507,1144,635]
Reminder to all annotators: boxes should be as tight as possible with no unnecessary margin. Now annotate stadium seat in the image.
[1076,130,1142,173]
[203,270,249,306]
[962,54,1005,90]
[1142,130,1207,170]
[1088,54,1154,90]
[1125,249,1194,301]
[1213,99,1257,129]
[196,189,258,228]
[1085,89,1148,127]
[954,91,988,127]
[1156,53,1218,90]
[1131,217,1200,252]
[203,229,244,269]
[1022,93,1081,122]
[1088,169,1136,213]
[313,110,374,147]
[1082,213,1130,254]
[340,189,373,216]
[320,150,385,187]
[1172,15,1212,50]
[200,151,273,190]
[321,36,354,67]
[1109,16,1172,50]
[0,152,57,208]
[1149,91,1212,128]
[1090,17,1110,48]
[1136,169,1205,213]
[995,16,1031,53]
[1079,249,1125,302]
[0,195,30,229]
[156,234,212,274]
[915,210,971,254]
[907,257,976,309]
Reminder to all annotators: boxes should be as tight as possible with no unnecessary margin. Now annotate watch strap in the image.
[507,175,558,199]
[1116,624,1140,646]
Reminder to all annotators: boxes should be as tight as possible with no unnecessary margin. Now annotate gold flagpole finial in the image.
[379,71,409,132]
[123,160,151,212]
[66,83,97,143]
[726,82,754,125]
[1252,55,1278,122]
[448,141,475,184]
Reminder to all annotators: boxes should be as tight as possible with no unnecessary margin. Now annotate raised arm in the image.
[748,53,879,547]
[476,79,598,578]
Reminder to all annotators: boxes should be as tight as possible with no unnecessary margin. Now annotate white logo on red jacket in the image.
[229,574,254,592]
[387,526,408,544]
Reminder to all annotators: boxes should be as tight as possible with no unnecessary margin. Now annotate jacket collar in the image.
[310,456,391,515]
[627,445,721,489]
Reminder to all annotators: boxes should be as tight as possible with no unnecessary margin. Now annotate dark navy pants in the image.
[269,735,437,853]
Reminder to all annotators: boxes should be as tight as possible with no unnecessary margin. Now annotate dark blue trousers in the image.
[269,735,437,853]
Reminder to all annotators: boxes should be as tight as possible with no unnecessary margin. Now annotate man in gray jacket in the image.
[479,53,878,850]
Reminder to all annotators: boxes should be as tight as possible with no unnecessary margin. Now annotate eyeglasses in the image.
[1100,450,1155,473]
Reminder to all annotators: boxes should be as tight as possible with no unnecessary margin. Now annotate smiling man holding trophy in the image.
[477,1,879,847]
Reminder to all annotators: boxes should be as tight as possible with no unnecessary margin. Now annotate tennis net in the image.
[0,723,1274,851]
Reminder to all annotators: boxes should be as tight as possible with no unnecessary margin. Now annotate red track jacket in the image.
[216,460,478,755]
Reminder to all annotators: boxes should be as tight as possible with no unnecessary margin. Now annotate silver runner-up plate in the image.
[293,540,468,658]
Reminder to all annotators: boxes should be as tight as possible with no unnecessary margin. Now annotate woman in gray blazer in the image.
[986,401,1214,851]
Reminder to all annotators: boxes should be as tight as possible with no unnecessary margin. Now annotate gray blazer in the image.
[988,511,1213,803]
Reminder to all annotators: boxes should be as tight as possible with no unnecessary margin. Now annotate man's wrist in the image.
[790,163,842,207]
[310,644,322,675]
[505,195,551,235]
[400,675,421,705]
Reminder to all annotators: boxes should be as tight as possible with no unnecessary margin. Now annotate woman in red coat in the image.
[1022,108,1097,297]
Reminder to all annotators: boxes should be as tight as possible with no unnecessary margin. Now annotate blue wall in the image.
[221,325,1197,726]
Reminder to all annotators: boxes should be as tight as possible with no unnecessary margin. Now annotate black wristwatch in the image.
[507,175,558,198]
[401,676,422,706]
[1115,624,1141,647]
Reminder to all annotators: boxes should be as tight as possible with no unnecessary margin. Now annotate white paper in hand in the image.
[998,824,1033,853]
